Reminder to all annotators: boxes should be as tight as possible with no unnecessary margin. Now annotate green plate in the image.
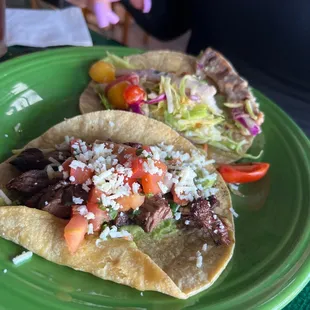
[0,47,309,310]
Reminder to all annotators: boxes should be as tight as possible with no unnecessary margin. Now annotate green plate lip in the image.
[0,46,309,309]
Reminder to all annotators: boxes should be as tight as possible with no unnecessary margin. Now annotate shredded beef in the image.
[10,148,50,172]
[35,181,88,219]
[6,170,53,194]
[114,212,132,227]
[136,195,172,232]
[189,198,230,245]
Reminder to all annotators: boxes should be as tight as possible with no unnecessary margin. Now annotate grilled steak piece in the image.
[45,150,71,164]
[189,198,230,245]
[10,148,50,172]
[6,170,52,194]
[136,195,173,232]
[196,48,264,126]
[114,212,132,227]
[36,182,88,219]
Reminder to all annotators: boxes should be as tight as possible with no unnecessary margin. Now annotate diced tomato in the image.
[171,185,189,206]
[62,157,73,173]
[141,174,162,195]
[70,166,93,184]
[123,85,146,105]
[140,160,167,195]
[88,187,104,204]
[87,203,110,232]
[64,214,88,254]
[131,158,146,178]
[217,163,270,183]
[118,147,137,164]
[116,194,145,211]
[86,187,109,231]
[124,176,136,188]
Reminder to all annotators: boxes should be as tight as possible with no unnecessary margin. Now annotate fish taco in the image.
[0,111,234,299]
[80,48,264,163]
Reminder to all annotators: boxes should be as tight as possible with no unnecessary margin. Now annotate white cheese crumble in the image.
[140,292,144,296]
[174,212,181,220]
[3,269,7,273]
[85,212,95,220]
[184,220,190,225]
[157,181,168,194]
[230,207,239,218]
[77,205,88,216]
[109,121,115,127]
[202,243,208,252]
[14,123,21,133]
[72,196,84,205]
[12,251,33,265]
[69,176,76,182]
[196,251,203,268]
[132,182,140,194]
[63,171,69,179]
[4,134,8,138]
[98,225,131,242]
[0,189,12,205]
[87,223,94,235]
[69,160,86,170]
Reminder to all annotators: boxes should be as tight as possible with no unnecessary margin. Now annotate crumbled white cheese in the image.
[109,121,115,127]
[174,212,181,220]
[14,123,21,133]
[4,134,8,138]
[69,160,86,170]
[140,292,144,296]
[132,182,140,194]
[184,220,190,225]
[142,158,163,175]
[202,243,208,252]
[69,176,76,182]
[98,225,131,242]
[12,251,33,265]
[230,207,239,218]
[44,201,48,206]
[87,223,94,235]
[58,165,64,172]
[3,269,7,274]
[63,171,69,179]
[157,181,168,194]
[72,196,84,205]
[0,189,12,205]
[85,212,95,220]
[82,183,90,192]
[77,205,88,216]
[196,251,203,268]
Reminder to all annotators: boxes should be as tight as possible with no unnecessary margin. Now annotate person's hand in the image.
[67,0,151,28]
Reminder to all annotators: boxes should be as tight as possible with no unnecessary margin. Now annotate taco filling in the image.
[80,48,264,162]
[3,137,231,253]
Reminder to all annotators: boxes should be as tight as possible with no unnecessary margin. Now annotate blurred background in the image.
[6,0,190,51]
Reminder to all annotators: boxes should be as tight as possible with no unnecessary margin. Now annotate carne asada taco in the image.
[0,111,234,299]
[80,48,264,163]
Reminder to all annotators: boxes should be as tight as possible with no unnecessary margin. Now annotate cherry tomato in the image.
[107,81,131,110]
[89,60,115,83]
[123,85,146,105]
[217,162,270,183]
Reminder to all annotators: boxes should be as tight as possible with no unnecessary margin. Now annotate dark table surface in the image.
[0,30,309,310]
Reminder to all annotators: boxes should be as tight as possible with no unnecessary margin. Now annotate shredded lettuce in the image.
[98,93,111,110]
[102,52,136,69]
[245,99,257,120]
[224,103,244,108]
